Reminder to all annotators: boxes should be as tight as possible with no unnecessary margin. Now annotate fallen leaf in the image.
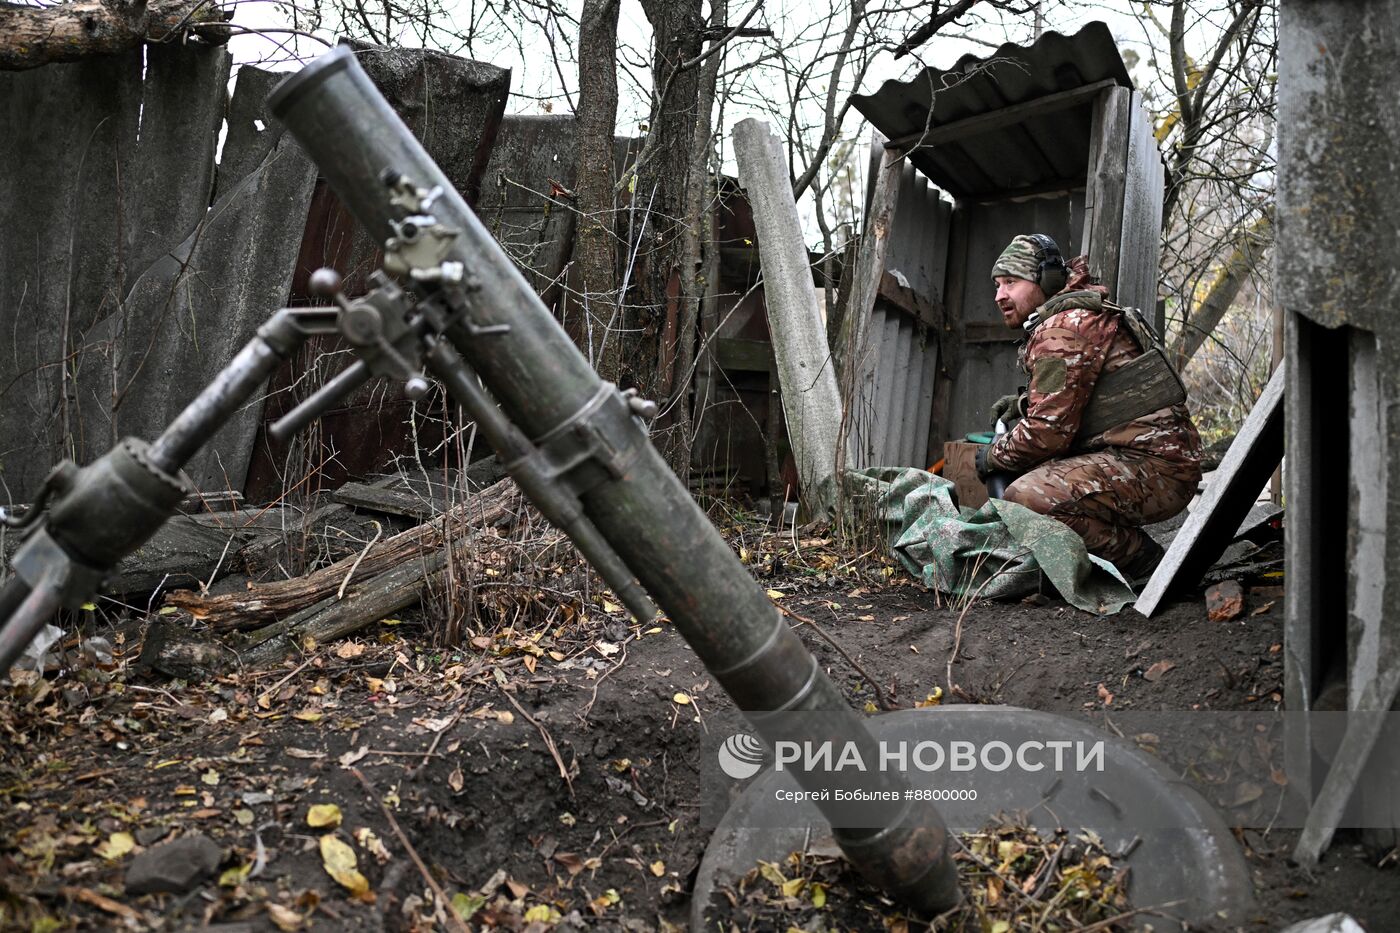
[307,804,342,828]
[354,827,391,863]
[602,600,622,614]
[1143,660,1176,682]
[1231,782,1264,807]
[219,862,251,887]
[555,852,584,875]
[673,692,692,706]
[524,655,537,674]
[1097,683,1114,706]
[95,832,135,860]
[524,904,560,923]
[596,641,620,658]
[191,808,221,819]
[339,746,370,767]
[235,809,255,826]
[202,769,220,786]
[858,615,875,622]
[506,878,529,899]
[319,834,369,896]
[286,748,325,760]
[452,891,487,921]
[267,902,303,931]
[336,642,366,659]
[649,860,665,877]
[495,710,514,725]
[810,883,826,908]
[293,710,323,723]
[781,877,804,897]
[766,589,786,600]
[448,765,464,793]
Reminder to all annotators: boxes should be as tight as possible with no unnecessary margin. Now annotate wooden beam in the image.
[876,270,944,328]
[885,78,1120,152]
[972,177,1086,205]
[963,322,1023,344]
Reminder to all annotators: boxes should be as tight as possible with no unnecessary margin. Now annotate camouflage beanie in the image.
[990,235,1043,284]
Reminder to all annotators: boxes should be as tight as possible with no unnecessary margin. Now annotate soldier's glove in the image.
[974,443,994,482]
[990,392,1026,427]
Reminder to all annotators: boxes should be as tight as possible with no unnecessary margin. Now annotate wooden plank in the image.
[927,204,970,454]
[1134,366,1284,616]
[838,130,902,468]
[334,482,444,520]
[877,271,942,327]
[885,79,1120,152]
[1116,90,1165,317]
[1083,87,1131,297]
[964,323,1024,344]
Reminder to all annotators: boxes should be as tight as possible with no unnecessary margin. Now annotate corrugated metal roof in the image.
[850,22,1131,199]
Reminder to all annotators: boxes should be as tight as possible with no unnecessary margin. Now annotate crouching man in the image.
[975,234,1203,580]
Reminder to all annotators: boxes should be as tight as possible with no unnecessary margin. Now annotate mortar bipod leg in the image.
[423,339,658,625]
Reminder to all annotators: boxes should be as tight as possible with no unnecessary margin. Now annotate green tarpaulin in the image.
[831,468,1136,616]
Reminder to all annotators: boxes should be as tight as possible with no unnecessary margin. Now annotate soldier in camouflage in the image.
[974,234,1203,580]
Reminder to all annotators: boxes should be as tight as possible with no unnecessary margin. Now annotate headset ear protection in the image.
[1026,233,1067,296]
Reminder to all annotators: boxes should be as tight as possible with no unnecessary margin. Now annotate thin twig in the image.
[256,654,317,706]
[337,520,383,600]
[498,686,574,798]
[350,768,468,933]
[779,604,893,711]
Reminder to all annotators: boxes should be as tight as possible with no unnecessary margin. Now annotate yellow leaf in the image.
[810,883,826,907]
[95,831,135,860]
[523,904,560,923]
[80,602,97,611]
[644,627,662,635]
[293,710,323,723]
[319,834,369,896]
[157,606,179,615]
[673,692,692,705]
[307,804,343,828]
[649,860,665,877]
[602,600,622,614]
[780,877,805,898]
[758,861,786,887]
[739,547,749,562]
[863,701,878,713]
[766,589,785,599]
[202,769,220,786]
[219,862,251,887]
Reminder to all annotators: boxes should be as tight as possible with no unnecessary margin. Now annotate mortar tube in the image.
[270,47,958,914]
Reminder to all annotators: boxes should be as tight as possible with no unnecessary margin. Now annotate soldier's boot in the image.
[1116,536,1165,585]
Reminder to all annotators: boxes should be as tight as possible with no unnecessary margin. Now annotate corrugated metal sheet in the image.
[849,22,1131,199]
[848,162,951,468]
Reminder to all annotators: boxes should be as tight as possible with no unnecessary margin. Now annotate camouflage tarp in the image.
[834,468,1136,616]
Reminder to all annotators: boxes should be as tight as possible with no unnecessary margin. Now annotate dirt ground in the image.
[1,528,1396,932]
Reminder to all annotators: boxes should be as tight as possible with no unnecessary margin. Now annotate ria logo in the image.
[717,732,766,780]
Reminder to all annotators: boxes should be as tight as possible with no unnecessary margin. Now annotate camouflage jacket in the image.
[987,268,1203,481]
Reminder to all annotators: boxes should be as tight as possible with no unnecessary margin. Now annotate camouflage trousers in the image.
[1002,450,1197,566]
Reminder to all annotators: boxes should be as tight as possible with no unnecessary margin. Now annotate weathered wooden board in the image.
[1080,86,1130,297]
[1117,90,1166,327]
[1134,365,1284,616]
